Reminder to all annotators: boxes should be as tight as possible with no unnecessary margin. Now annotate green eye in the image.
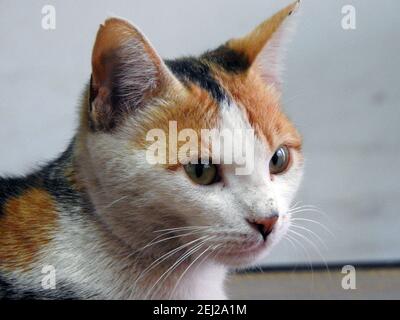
[183,162,220,185]
[269,146,290,175]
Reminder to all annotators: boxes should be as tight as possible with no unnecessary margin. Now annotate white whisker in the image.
[286,232,315,287]
[141,229,209,250]
[153,226,211,233]
[291,217,335,238]
[103,195,128,209]
[135,235,209,283]
[290,224,328,251]
[145,237,214,299]
[288,228,331,280]
[169,245,217,298]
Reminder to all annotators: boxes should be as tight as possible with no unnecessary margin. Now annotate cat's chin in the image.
[214,241,272,268]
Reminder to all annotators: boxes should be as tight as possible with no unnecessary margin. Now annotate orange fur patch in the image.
[211,66,302,152]
[131,84,220,170]
[228,1,299,63]
[0,189,58,271]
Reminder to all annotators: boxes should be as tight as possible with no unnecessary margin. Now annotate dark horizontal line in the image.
[235,260,400,274]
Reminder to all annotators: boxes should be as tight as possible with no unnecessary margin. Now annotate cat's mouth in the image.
[212,217,283,266]
[214,239,270,266]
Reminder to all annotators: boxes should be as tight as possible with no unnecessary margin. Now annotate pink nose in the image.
[247,215,279,241]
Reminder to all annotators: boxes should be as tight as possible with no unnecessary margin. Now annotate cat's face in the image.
[80,2,303,267]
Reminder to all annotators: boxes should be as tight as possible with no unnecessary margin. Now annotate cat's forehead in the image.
[163,50,302,152]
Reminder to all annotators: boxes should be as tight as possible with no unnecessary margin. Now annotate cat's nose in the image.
[247,213,279,241]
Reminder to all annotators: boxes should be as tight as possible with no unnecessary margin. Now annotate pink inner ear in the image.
[253,15,297,89]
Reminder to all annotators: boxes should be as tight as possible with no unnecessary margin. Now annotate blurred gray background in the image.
[0,0,399,267]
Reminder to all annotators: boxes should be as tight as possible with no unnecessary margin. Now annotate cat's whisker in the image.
[286,232,315,287]
[289,206,324,215]
[288,202,327,215]
[130,236,205,300]
[145,237,214,299]
[155,239,219,299]
[103,195,128,209]
[140,229,209,250]
[289,200,303,211]
[289,224,328,251]
[290,217,335,238]
[192,244,222,274]
[288,229,320,258]
[283,234,304,271]
[290,203,319,208]
[282,234,300,260]
[135,235,210,284]
[126,228,237,266]
[169,244,218,299]
[153,226,212,233]
[289,209,329,220]
[288,228,332,281]
[289,201,319,209]
[122,227,213,262]
[289,206,322,213]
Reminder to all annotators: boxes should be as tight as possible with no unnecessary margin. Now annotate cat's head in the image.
[78,1,303,267]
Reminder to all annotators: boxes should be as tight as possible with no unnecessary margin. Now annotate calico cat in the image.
[0,2,303,299]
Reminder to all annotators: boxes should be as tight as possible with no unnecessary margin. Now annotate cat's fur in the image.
[0,2,303,299]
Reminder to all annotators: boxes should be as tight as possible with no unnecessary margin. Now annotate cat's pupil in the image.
[195,164,203,177]
[272,153,279,166]
[272,149,284,166]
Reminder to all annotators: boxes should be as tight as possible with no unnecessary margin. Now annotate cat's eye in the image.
[184,162,220,185]
[269,145,290,175]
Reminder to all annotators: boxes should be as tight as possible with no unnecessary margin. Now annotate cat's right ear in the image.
[89,18,178,131]
[227,1,300,88]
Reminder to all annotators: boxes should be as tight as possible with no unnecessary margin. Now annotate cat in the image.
[0,1,303,300]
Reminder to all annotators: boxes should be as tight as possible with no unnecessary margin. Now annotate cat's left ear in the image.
[228,1,300,87]
[89,17,180,131]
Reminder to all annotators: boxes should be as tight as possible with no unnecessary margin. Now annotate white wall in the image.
[1,0,399,266]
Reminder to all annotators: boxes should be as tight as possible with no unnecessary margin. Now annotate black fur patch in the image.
[0,174,42,216]
[165,57,227,102]
[202,45,250,73]
[0,274,82,300]
[166,46,250,103]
